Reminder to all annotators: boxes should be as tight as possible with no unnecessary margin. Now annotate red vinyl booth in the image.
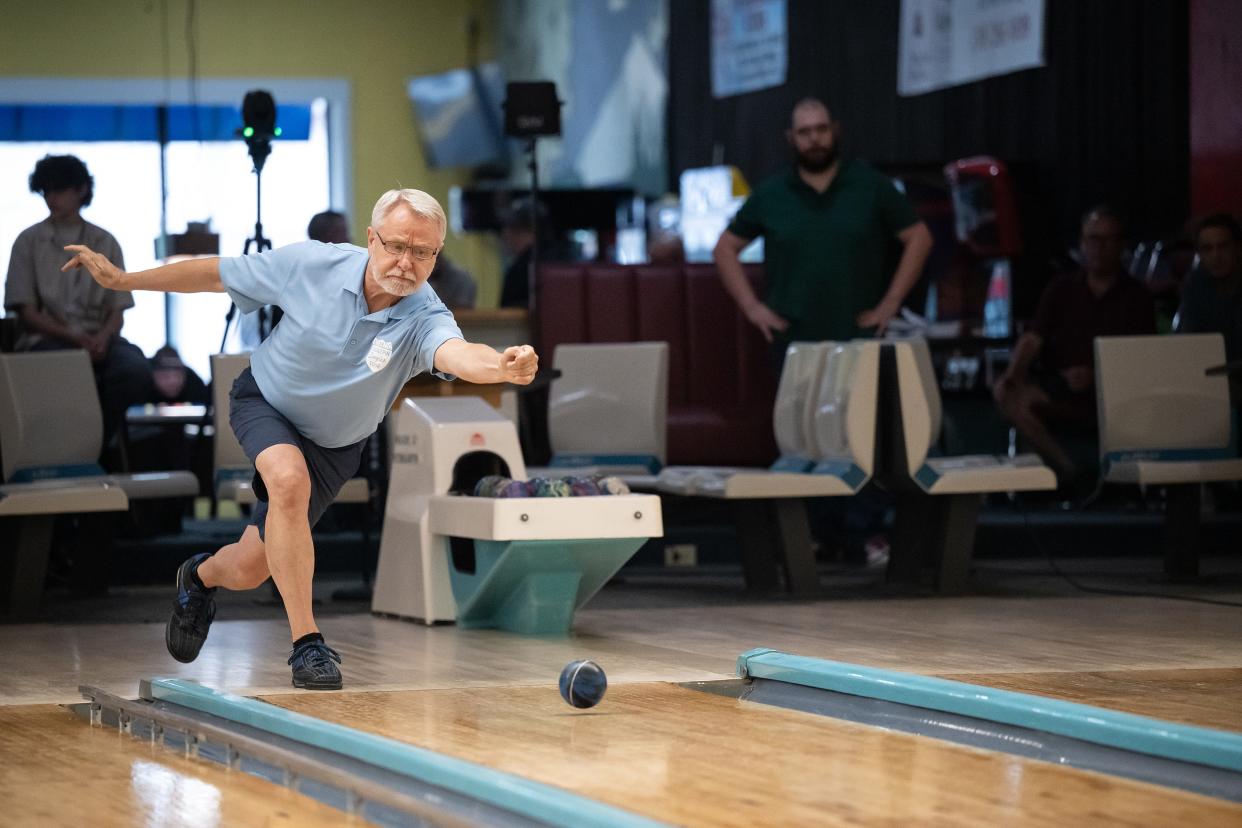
[535,263,778,467]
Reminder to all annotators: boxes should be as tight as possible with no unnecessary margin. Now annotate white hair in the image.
[370,188,446,239]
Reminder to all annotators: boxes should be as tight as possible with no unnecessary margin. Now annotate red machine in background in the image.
[936,156,1024,337]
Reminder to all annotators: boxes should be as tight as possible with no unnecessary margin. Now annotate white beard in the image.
[378,272,419,296]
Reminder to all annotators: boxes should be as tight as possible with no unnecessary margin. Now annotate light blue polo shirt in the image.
[219,241,463,448]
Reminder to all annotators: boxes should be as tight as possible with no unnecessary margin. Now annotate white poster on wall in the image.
[712,0,787,98]
[898,0,1044,96]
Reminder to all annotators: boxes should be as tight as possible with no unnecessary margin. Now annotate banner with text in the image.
[898,0,1044,96]
[712,0,787,98]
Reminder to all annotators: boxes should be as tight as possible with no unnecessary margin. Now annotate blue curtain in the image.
[0,103,311,142]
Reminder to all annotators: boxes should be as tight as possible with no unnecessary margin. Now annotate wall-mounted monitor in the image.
[406,63,506,169]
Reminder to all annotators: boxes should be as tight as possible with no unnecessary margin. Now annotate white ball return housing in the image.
[372,397,663,635]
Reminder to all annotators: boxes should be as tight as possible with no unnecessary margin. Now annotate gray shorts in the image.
[229,367,367,540]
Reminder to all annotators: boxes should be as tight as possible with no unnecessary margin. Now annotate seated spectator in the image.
[499,199,550,309]
[428,254,478,309]
[1176,213,1242,402]
[129,345,211,496]
[3,154,153,462]
[307,210,350,244]
[150,345,209,405]
[993,206,1156,496]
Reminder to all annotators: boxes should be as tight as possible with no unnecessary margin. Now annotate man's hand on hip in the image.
[63,245,126,290]
[743,302,789,343]
[856,299,901,334]
[500,345,539,385]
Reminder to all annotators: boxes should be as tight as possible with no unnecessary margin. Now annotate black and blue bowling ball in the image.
[559,659,607,708]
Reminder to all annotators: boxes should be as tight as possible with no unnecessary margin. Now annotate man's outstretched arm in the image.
[63,244,224,294]
[434,339,538,385]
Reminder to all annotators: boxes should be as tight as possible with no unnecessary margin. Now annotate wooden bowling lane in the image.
[266,683,1242,827]
[937,667,1242,733]
[0,704,361,828]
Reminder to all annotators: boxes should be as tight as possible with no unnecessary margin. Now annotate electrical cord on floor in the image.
[1014,499,1242,608]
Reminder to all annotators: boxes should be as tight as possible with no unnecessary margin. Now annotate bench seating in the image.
[524,342,668,486]
[886,338,1056,592]
[1095,333,1242,577]
[654,340,881,596]
[536,263,777,467]
[0,350,195,615]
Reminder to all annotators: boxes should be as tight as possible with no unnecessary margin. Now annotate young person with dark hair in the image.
[4,154,153,457]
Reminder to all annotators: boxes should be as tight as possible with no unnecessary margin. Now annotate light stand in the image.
[502,82,561,466]
[502,81,561,313]
[221,90,279,352]
[525,136,541,303]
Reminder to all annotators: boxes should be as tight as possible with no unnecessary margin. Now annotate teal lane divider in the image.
[148,678,664,828]
[736,649,1242,774]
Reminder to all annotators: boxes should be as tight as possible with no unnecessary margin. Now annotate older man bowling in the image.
[64,188,538,690]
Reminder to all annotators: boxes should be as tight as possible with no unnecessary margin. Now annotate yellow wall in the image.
[0,0,504,304]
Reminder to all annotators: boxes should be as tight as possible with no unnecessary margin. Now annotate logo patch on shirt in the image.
[366,338,394,373]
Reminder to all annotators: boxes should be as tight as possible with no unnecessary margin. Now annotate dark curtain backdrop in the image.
[669,0,1188,257]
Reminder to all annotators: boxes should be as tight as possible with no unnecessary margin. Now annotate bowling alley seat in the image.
[523,342,668,488]
[535,263,777,467]
[210,353,370,509]
[657,341,879,497]
[1094,334,1242,578]
[0,350,196,614]
[655,340,882,596]
[885,338,1056,592]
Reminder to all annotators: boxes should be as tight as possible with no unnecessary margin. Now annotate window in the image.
[165,98,330,379]
[0,140,165,354]
[0,79,349,383]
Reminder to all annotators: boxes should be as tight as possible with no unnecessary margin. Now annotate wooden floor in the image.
[268,683,1242,827]
[5,594,1241,704]
[939,667,1242,733]
[0,704,356,828]
[2,591,1241,825]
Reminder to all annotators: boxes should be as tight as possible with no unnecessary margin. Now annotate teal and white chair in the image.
[655,340,882,596]
[0,350,196,614]
[1095,333,1242,577]
[888,338,1055,592]
[525,342,669,487]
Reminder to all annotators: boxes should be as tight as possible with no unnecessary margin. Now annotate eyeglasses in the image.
[374,230,441,261]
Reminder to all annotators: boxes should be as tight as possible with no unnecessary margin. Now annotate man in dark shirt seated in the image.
[1176,213,1242,403]
[994,206,1156,494]
[150,345,209,405]
[499,199,548,309]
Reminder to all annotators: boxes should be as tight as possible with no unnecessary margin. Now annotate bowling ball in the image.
[559,659,607,708]
[473,475,509,497]
[531,477,571,497]
[594,475,631,495]
[497,479,533,498]
[565,476,602,496]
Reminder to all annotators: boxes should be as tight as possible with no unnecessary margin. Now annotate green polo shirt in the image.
[728,159,918,341]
